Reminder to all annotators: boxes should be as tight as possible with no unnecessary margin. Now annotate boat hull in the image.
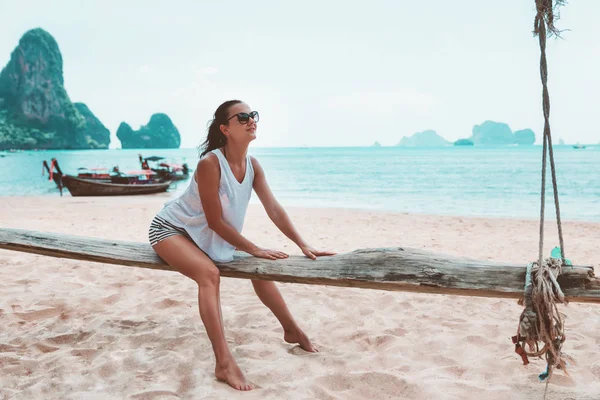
[61,176,171,197]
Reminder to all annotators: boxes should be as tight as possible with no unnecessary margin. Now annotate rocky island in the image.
[116,113,181,149]
[0,28,110,150]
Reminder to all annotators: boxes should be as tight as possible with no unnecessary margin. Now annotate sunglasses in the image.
[226,111,259,124]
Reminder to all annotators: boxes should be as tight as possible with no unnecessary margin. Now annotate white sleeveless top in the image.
[156,148,254,262]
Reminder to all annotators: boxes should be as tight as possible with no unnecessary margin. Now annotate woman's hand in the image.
[300,245,337,260]
[249,247,289,260]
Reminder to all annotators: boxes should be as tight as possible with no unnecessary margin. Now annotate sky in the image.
[0,0,598,148]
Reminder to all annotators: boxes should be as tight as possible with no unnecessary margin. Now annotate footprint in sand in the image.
[111,281,136,289]
[0,356,21,366]
[106,319,158,331]
[155,298,186,309]
[316,372,418,398]
[130,390,181,399]
[466,335,493,346]
[59,281,85,290]
[135,371,156,382]
[34,343,59,353]
[364,334,397,349]
[0,343,26,353]
[102,294,121,305]
[46,331,93,346]
[14,279,40,285]
[70,348,99,361]
[14,307,61,321]
[119,320,146,328]
[283,339,324,356]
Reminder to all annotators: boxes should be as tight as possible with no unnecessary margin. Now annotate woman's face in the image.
[220,102,258,144]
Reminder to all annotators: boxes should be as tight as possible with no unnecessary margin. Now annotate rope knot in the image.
[519,310,537,337]
[534,0,566,37]
[515,257,569,382]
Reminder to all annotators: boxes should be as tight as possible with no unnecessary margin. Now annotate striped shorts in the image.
[148,215,192,247]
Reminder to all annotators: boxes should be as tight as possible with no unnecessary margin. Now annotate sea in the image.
[0,145,598,222]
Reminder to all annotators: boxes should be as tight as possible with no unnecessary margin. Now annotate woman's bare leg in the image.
[251,280,317,352]
[153,235,253,391]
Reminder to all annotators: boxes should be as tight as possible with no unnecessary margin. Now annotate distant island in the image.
[397,130,448,147]
[117,113,181,149]
[371,141,382,147]
[470,121,535,145]
[396,121,536,147]
[0,28,181,150]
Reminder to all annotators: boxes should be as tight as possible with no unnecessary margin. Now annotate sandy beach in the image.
[1,195,599,400]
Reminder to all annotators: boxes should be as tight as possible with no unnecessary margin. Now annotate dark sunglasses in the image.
[226,111,259,124]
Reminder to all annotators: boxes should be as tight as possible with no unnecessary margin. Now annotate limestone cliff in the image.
[0,28,110,149]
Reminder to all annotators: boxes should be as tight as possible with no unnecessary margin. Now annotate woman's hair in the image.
[198,100,242,158]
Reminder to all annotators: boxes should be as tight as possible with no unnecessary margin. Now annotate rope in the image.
[514,2,571,397]
[535,0,566,266]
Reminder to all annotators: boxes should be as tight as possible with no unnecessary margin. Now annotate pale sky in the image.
[1,0,598,148]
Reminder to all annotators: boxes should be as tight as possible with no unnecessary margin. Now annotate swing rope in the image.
[513,1,572,395]
[535,0,567,269]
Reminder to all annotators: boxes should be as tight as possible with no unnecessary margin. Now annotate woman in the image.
[149,100,335,391]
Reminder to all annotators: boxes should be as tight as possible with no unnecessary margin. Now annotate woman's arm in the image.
[250,157,336,260]
[196,155,287,260]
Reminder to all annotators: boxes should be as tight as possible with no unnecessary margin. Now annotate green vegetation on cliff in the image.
[0,28,110,149]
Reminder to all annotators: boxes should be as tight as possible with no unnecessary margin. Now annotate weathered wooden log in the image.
[0,228,598,303]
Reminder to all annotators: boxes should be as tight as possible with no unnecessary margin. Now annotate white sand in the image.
[1,195,599,400]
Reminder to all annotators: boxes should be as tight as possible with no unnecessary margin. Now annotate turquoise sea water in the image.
[0,146,598,221]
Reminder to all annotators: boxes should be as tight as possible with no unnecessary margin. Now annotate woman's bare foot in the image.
[284,327,318,352]
[215,359,253,391]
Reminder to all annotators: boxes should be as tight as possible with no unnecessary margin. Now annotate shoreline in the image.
[2,194,600,226]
